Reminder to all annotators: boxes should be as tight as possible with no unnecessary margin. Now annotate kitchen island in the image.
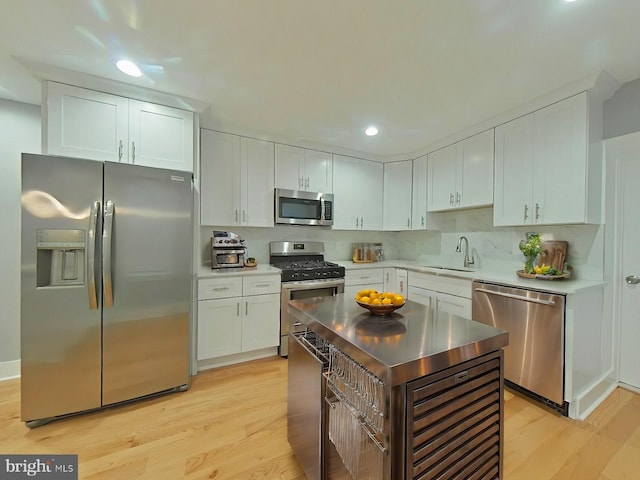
[287,295,509,480]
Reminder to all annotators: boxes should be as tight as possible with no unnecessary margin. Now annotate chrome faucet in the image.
[456,236,475,268]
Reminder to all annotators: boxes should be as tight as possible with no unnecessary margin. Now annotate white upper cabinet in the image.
[428,129,494,211]
[275,144,332,193]
[200,129,274,227]
[411,154,428,230]
[383,160,413,231]
[44,82,194,172]
[128,100,194,172]
[494,92,595,226]
[332,155,383,230]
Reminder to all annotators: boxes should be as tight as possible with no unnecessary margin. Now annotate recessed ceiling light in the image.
[365,126,379,136]
[565,0,577,2]
[115,59,142,77]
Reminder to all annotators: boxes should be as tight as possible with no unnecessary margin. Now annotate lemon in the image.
[357,289,371,297]
[393,294,405,306]
[371,298,382,305]
[381,297,392,305]
[369,291,379,300]
[359,296,371,304]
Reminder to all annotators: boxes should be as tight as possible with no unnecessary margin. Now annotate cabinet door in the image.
[494,114,535,226]
[241,137,274,227]
[434,292,472,319]
[359,160,384,230]
[533,92,588,224]
[457,129,494,208]
[412,155,428,230]
[332,155,364,230]
[304,150,333,193]
[45,82,128,162]
[200,130,241,226]
[383,268,397,292]
[242,293,280,351]
[407,286,436,307]
[428,144,456,211]
[383,160,413,231]
[128,100,194,172]
[197,297,242,359]
[275,144,304,190]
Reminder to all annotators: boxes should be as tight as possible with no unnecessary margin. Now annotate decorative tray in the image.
[516,270,570,280]
[356,300,405,316]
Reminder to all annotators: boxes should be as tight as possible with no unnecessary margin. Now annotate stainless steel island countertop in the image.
[287,294,508,386]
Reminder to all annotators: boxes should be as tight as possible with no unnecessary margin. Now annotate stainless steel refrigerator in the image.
[20,153,193,427]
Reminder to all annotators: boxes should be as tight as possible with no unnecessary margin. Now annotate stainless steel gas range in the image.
[269,241,345,357]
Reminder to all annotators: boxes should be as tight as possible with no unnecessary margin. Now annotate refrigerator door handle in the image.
[103,200,115,308]
[87,201,100,310]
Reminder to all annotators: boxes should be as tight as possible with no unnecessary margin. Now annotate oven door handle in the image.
[281,279,345,290]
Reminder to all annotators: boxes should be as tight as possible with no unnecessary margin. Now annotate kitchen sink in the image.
[422,265,476,273]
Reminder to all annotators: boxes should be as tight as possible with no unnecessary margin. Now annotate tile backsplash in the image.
[200,207,604,280]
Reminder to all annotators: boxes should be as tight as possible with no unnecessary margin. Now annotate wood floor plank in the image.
[1,356,640,479]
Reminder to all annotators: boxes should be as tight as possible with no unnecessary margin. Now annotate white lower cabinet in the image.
[197,275,280,360]
[383,268,408,295]
[344,268,384,298]
[407,272,472,318]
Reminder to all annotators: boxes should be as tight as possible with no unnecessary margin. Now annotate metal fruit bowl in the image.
[356,299,405,316]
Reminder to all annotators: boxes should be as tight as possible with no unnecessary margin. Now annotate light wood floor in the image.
[1,356,639,479]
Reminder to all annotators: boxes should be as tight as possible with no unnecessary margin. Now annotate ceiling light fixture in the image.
[365,126,379,136]
[115,59,142,77]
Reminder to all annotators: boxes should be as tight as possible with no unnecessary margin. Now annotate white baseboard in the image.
[569,371,618,420]
[0,359,20,381]
[196,348,279,372]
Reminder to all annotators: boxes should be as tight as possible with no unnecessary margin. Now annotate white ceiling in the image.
[1,0,639,159]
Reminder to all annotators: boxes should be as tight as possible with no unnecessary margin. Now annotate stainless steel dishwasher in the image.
[472,281,567,413]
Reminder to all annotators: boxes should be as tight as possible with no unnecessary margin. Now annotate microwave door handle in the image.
[320,197,325,225]
[103,200,115,308]
[87,201,100,310]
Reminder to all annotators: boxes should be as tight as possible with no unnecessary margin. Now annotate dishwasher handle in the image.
[473,287,556,306]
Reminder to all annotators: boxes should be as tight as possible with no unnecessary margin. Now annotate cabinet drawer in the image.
[243,275,281,296]
[345,268,384,286]
[198,277,243,300]
[408,272,471,298]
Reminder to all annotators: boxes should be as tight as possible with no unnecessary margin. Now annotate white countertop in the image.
[196,260,604,294]
[198,264,281,279]
[328,260,605,295]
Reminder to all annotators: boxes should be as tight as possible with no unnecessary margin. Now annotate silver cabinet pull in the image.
[235,209,239,222]
[102,200,115,308]
[118,140,123,161]
[245,301,248,316]
[535,203,540,221]
[236,302,240,316]
[131,141,136,162]
[407,218,410,228]
[456,192,461,205]
[299,177,304,189]
[254,283,271,288]
[242,210,246,223]
[524,204,529,221]
[449,193,454,206]
[305,177,309,189]
[386,272,389,282]
[360,217,363,228]
[421,215,425,227]
[626,275,640,285]
[87,201,99,310]
[212,287,229,291]
[355,217,359,228]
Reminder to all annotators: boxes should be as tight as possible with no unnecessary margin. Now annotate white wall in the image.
[604,78,640,139]
[0,99,40,365]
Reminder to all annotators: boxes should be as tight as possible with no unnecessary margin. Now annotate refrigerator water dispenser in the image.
[36,229,86,287]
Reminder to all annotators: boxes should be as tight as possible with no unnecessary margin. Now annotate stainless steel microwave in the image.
[274,188,334,226]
